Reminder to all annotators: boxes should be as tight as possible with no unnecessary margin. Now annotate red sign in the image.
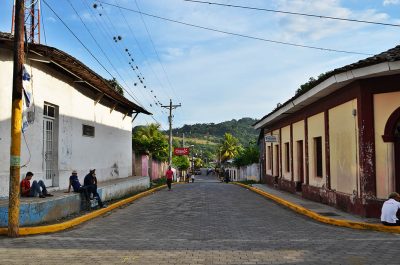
[174,147,189,156]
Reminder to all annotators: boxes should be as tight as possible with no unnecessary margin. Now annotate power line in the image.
[117,6,172,102]
[96,0,373,56]
[133,0,183,104]
[66,0,145,107]
[42,0,145,107]
[183,0,400,28]
[91,1,169,115]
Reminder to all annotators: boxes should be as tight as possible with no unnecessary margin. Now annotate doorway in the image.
[43,103,58,187]
[395,120,400,192]
[296,140,304,191]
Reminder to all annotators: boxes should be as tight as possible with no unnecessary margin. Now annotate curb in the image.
[233,182,400,234]
[0,184,167,236]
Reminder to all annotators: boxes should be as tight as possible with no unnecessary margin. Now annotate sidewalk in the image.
[251,184,380,223]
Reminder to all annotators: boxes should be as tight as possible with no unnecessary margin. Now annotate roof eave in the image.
[254,60,400,130]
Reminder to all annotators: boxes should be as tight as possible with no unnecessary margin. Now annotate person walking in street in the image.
[20,172,53,198]
[165,166,174,190]
[83,169,106,208]
[381,192,400,226]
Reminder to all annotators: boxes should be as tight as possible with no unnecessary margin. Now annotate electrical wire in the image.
[40,1,47,45]
[117,6,171,102]
[90,1,169,116]
[183,0,400,28]
[133,0,182,104]
[96,0,373,56]
[66,0,146,108]
[42,0,146,108]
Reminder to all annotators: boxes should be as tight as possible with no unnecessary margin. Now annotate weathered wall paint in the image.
[329,99,358,195]
[0,48,133,197]
[265,132,273,176]
[272,129,280,177]
[281,125,291,180]
[307,112,326,187]
[0,176,149,226]
[292,120,305,182]
[374,91,400,199]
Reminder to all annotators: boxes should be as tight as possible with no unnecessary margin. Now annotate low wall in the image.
[0,176,150,227]
[226,163,260,182]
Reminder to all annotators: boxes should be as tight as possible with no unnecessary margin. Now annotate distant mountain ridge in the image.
[170,117,259,146]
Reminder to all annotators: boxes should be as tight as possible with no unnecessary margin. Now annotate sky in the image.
[1,0,400,130]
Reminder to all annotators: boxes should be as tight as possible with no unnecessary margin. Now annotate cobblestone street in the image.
[1,175,399,265]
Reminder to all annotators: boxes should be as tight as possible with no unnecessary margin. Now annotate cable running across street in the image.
[96,0,373,56]
[183,0,400,28]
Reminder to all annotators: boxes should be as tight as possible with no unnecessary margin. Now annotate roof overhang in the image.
[254,60,400,130]
[0,32,151,116]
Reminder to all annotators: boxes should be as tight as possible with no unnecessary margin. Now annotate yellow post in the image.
[8,0,25,238]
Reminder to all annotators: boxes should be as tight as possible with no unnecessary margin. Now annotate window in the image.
[285,142,290,172]
[267,146,272,170]
[43,104,55,118]
[314,137,323,177]
[82,124,95,137]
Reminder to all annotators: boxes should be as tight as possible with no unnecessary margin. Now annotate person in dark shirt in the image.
[65,170,90,202]
[83,169,105,208]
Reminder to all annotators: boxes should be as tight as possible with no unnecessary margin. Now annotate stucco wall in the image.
[272,129,280,176]
[292,120,305,182]
[265,132,273,176]
[281,125,291,180]
[374,91,400,199]
[329,99,358,195]
[307,112,326,187]
[0,49,133,197]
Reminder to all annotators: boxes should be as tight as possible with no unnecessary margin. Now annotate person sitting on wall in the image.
[20,172,53,198]
[381,192,400,226]
[65,170,90,203]
[83,169,105,208]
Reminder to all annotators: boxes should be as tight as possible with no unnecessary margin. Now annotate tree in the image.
[194,157,203,169]
[233,143,260,167]
[172,155,190,171]
[108,78,124,96]
[218,133,241,162]
[132,123,168,162]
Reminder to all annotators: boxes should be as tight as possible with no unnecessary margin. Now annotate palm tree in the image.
[132,123,168,161]
[219,133,241,162]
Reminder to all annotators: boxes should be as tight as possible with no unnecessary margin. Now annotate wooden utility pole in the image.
[9,0,25,238]
[161,99,181,165]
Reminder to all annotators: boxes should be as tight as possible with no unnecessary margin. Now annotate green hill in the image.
[170,117,259,146]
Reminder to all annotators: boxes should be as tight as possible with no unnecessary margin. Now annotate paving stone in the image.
[0,175,399,264]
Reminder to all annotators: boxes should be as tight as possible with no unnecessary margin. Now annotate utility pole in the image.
[9,0,25,238]
[161,99,181,165]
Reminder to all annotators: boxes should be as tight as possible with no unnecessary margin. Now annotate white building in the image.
[0,32,150,198]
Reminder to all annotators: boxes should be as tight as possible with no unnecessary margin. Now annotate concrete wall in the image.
[0,176,149,227]
[272,129,280,176]
[307,112,326,187]
[0,48,133,197]
[374,91,400,199]
[292,120,305,182]
[281,125,291,180]
[329,99,358,195]
[226,163,260,182]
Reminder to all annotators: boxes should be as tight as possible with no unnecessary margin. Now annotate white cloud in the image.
[383,0,400,6]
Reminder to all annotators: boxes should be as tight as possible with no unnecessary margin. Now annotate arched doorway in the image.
[382,107,400,192]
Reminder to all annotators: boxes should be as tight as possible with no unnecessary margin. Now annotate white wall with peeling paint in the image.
[0,48,133,198]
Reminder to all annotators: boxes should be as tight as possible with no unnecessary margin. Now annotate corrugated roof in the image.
[0,32,151,115]
[254,44,400,127]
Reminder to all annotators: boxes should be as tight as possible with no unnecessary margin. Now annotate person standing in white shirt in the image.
[381,192,400,226]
